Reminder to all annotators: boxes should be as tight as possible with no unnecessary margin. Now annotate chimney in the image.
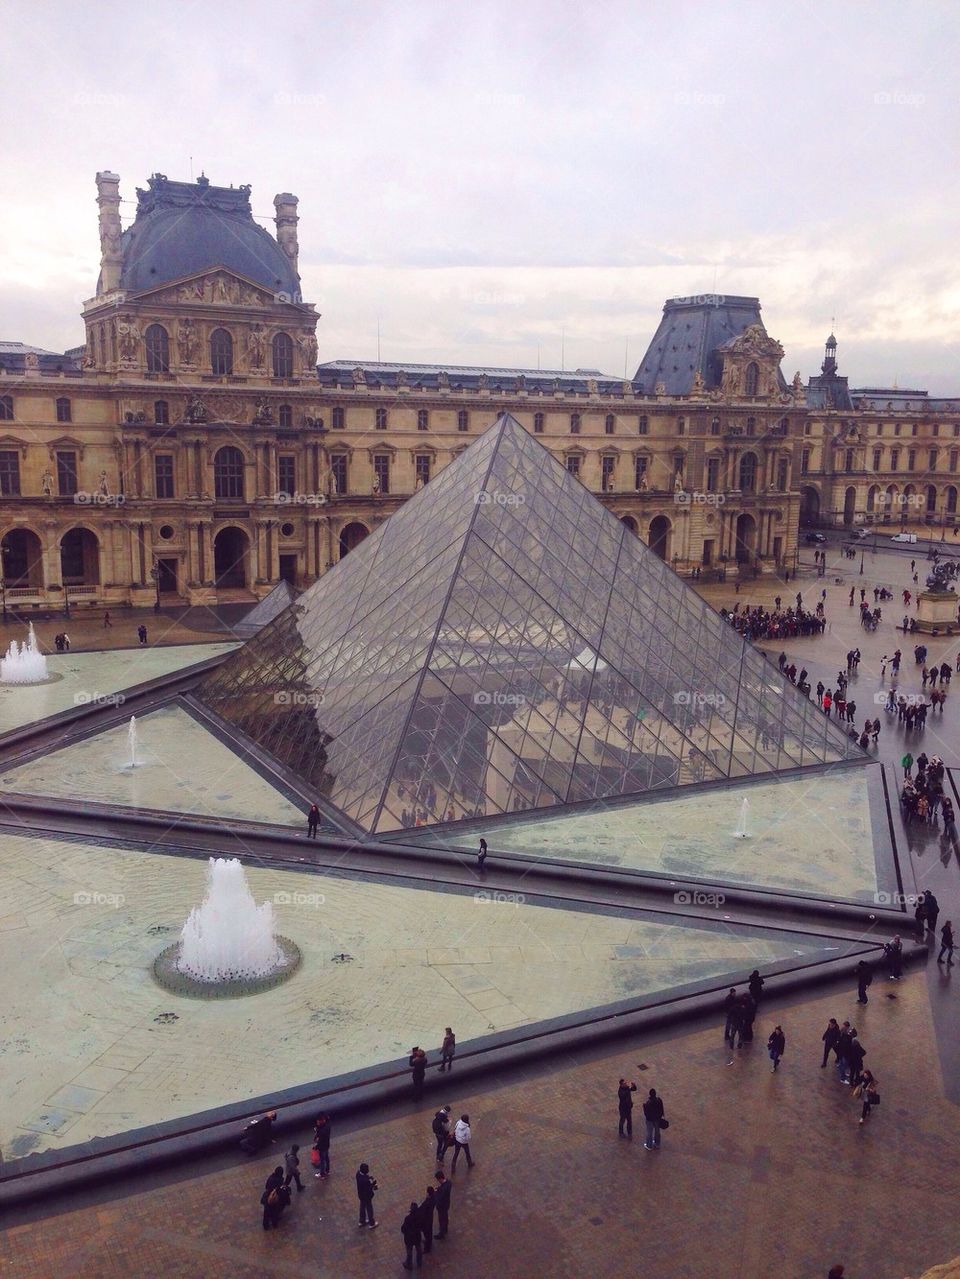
[274,192,300,279]
[96,171,123,295]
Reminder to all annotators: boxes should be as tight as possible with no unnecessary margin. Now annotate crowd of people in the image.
[723,594,827,641]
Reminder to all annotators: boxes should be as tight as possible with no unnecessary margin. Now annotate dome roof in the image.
[114,174,299,297]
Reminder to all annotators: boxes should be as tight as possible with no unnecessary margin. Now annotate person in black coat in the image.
[854,959,872,1004]
[402,1201,423,1269]
[433,1171,452,1239]
[767,1025,786,1072]
[356,1163,378,1228]
[432,1106,451,1162]
[418,1186,436,1256]
[845,1034,866,1086]
[617,1078,637,1137]
[260,1166,285,1230]
[313,1112,332,1177]
[240,1109,277,1154]
[409,1047,428,1098]
[307,804,320,838]
[642,1089,665,1149]
[735,993,756,1046]
[748,969,765,1003]
[722,988,739,1045]
[820,1018,841,1068]
[925,890,941,933]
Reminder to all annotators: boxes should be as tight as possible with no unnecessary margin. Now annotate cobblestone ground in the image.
[2,974,959,1279]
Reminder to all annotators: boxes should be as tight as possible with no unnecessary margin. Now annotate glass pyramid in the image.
[195,414,864,834]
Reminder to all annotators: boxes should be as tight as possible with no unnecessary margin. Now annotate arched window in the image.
[375,408,388,430]
[272,331,293,378]
[533,413,544,434]
[744,363,760,396]
[332,406,345,429]
[145,324,170,373]
[605,414,615,435]
[739,452,757,492]
[214,446,245,499]
[56,397,72,423]
[278,404,293,429]
[947,486,958,515]
[0,396,13,421]
[457,410,469,432]
[210,329,233,376]
[154,400,169,425]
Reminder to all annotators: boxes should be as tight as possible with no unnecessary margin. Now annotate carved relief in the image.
[298,332,318,369]
[116,318,141,364]
[246,323,267,369]
[177,318,198,365]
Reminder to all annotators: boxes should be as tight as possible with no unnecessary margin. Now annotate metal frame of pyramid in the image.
[194,414,865,834]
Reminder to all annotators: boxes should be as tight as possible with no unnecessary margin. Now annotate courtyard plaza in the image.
[2,531,960,1277]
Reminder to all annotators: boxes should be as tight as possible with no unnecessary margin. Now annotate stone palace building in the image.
[1,170,958,611]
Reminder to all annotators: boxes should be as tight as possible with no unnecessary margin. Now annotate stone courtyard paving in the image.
[0,703,303,825]
[0,642,236,736]
[1,973,958,1279]
[0,832,836,1162]
[413,767,884,901]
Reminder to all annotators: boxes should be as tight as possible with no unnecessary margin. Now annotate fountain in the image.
[733,797,750,839]
[153,857,301,998]
[0,623,50,685]
[127,715,139,768]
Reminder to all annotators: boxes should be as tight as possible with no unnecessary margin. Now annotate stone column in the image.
[200,522,214,585]
[41,521,61,591]
[187,523,201,585]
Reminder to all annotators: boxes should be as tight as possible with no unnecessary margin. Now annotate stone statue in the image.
[40,469,54,497]
[655,380,666,396]
[246,323,266,368]
[185,395,207,424]
[178,280,205,302]
[116,319,140,363]
[253,400,274,426]
[213,276,231,302]
[317,449,332,497]
[638,472,648,492]
[437,371,450,389]
[97,470,109,496]
[674,469,685,492]
[352,367,366,386]
[692,368,705,393]
[298,333,318,368]
[395,369,408,387]
[177,319,198,365]
[516,373,526,391]
[587,378,598,395]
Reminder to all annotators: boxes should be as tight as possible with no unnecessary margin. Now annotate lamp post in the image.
[859,551,865,575]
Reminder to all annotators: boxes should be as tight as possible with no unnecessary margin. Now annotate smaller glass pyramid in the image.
[195,414,864,833]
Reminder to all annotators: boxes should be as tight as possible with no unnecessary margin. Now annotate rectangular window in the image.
[332,406,345,430]
[912,423,918,436]
[876,423,883,436]
[951,451,959,474]
[954,424,960,438]
[331,453,348,494]
[278,454,296,497]
[638,415,648,435]
[800,449,810,475]
[929,449,937,471]
[776,457,789,491]
[634,455,648,489]
[565,455,581,477]
[677,417,685,436]
[570,413,581,434]
[533,413,544,434]
[845,449,854,473]
[908,449,916,471]
[415,454,431,486]
[154,400,169,425]
[56,450,78,496]
[710,417,720,435]
[803,423,811,436]
[601,456,615,491]
[895,423,902,436]
[890,448,900,469]
[374,454,390,494]
[873,448,882,470]
[605,414,615,435]
[0,450,20,496]
[375,408,387,430]
[56,398,72,423]
[933,423,940,437]
[457,410,469,432]
[417,409,429,431]
[154,453,175,499]
[706,456,720,492]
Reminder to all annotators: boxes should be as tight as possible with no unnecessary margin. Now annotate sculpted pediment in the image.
[718,323,785,363]
[129,268,277,308]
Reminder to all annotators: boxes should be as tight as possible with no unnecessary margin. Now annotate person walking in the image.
[284,1143,304,1193]
[418,1186,436,1257]
[846,1033,867,1087]
[618,1078,637,1137]
[432,1105,451,1163]
[477,837,488,870]
[858,1076,880,1124]
[836,1022,855,1080]
[748,969,765,1003]
[313,1112,331,1178]
[433,1170,452,1239]
[926,890,941,935]
[409,1046,428,1098]
[855,959,873,1004]
[356,1162,378,1228]
[767,1025,786,1072]
[103,610,112,628]
[722,987,739,1045]
[642,1088,665,1150]
[307,804,320,838]
[938,920,955,965]
[62,631,71,651]
[451,1114,474,1171]
[914,892,928,939]
[821,1018,841,1068]
[260,1167,287,1230]
[901,751,914,778]
[137,624,148,645]
[401,1201,423,1269]
[439,1026,456,1073]
[885,935,903,980]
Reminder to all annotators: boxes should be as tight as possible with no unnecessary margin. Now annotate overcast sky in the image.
[2,1,958,389]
